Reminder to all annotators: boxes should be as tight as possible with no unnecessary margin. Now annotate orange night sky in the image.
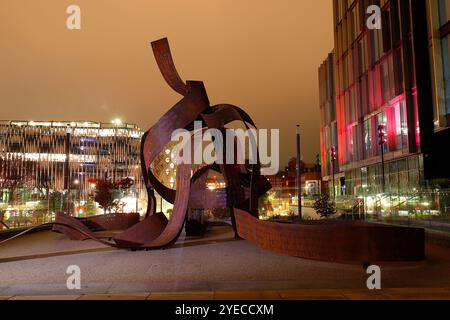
[0,0,334,166]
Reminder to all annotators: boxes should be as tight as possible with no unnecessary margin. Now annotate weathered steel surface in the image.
[112,164,192,249]
[52,212,96,241]
[52,212,140,240]
[81,213,140,231]
[113,212,168,248]
[151,38,189,96]
[141,164,192,248]
[140,81,210,205]
[234,209,425,262]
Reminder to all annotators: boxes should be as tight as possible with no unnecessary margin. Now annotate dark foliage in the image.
[313,194,337,218]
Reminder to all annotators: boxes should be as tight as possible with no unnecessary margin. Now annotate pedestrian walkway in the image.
[2,287,450,300]
[1,226,450,299]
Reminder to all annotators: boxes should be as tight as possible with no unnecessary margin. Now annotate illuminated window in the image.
[443,35,450,118]
[364,119,373,159]
[376,112,388,154]
[439,0,450,26]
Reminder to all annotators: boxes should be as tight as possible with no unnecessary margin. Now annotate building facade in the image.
[319,0,450,214]
[263,159,322,218]
[428,0,450,131]
[0,120,144,227]
[319,51,343,197]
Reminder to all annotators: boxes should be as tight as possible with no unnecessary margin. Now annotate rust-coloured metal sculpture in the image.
[0,38,425,262]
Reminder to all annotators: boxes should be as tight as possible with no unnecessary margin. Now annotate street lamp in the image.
[111,118,122,125]
[378,124,387,194]
[110,119,123,182]
[330,146,337,200]
[73,178,81,216]
[296,125,302,219]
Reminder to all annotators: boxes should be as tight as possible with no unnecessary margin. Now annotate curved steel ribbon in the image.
[151,38,189,96]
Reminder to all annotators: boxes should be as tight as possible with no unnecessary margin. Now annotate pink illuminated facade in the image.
[319,0,450,200]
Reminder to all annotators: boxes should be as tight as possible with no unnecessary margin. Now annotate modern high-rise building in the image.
[319,52,342,197]
[0,120,144,225]
[319,0,450,208]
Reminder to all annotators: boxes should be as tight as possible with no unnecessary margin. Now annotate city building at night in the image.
[428,0,450,130]
[0,120,144,227]
[319,0,450,215]
[3,0,450,305]
[319,51,343,198]
[263,158,321,217]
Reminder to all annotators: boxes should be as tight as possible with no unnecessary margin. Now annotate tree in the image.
[84,197,97,216]
[258,192,273,216]
[313,194,337,218]
[37,171,51,214]
[0,156,34,206]
[91,178,134,213]
[36,191,70,218]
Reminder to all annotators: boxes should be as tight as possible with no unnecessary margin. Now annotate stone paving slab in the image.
[0,296,13,300]
[382,287,450,300]
[110,281,213,293]
[8,295,81,300]
[79,293,149,300]
[0,283,112,296]
[278,289,348,300]
[340,289,392,300]
[0,247,116,263]
[148,292,214,300]
[214,290,281,300]
[209,280,316,292]
[0,231,111,261]
[2,288,450,300]
[0,286,9,295]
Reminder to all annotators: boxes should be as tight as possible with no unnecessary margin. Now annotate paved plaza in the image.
[1,226,450,299]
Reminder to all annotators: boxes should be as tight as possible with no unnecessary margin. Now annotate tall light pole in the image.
[74,178,81,216]
[64,131,71,214]
[330,146,337,200]
[296,125,302,219]
[111,118,122,184]
[378,124,387,194]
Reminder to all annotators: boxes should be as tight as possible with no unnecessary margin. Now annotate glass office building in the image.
[319,0,450,217]
[428,0,450,129]
[0,120,144,228]
[319,52,341,197]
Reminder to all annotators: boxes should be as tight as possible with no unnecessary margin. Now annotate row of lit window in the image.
[338,99,410,165]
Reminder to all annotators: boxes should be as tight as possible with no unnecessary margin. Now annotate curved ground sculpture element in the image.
[234,209,425,262]
[0,38,425,262]
[52,212,140,241]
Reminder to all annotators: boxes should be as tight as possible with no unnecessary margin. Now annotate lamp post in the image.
[64,131,71,214]
[296,125,302,219]
[74,178,81,216]
[330,146,337,200]
[378,124,387,194]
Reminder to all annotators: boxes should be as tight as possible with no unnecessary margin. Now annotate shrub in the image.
[313,194,337,218]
